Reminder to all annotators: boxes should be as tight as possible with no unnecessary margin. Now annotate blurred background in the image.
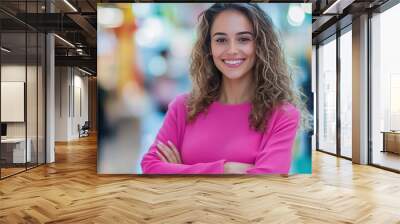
[97,3,312,174]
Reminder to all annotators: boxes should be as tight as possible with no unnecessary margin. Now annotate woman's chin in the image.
[222,73,246,80]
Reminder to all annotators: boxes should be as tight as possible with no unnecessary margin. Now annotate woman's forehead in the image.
[210,10,253,35]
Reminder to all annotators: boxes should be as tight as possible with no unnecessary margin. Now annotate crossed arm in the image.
[155,140,253,174]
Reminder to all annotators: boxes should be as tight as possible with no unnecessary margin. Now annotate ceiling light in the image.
[1,47,11,53]
[76,48,85,55]
[54,34,75,48]
[63,0,78,12]
[323,0,341,14]
[322,0,354,15]
[78,67,93,76]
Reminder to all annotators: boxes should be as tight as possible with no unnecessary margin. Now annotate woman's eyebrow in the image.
[236,31,253,36]
[212,32,227,37]
[212,31,253,37]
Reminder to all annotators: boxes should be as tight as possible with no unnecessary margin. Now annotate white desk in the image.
[1,138,31,163]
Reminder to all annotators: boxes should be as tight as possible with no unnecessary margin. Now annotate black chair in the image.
[78,121,90,138]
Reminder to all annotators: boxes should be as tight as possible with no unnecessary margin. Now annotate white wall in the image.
[72,73,89,138]
[1,65,26,133]
[1,64,46,164]
[55,67,69,141]
[1,82,25,122]
[1,65,37,138]
[54,67,89,141]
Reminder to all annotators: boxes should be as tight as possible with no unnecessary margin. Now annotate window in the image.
[0,1,47,179]
[339,29,352,158]
[371,3,400,171]
[317,37,337,154]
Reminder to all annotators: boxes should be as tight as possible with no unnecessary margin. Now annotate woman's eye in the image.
[216,38,226,43]
[238,37,250,42]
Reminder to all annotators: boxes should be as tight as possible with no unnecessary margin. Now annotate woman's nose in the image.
[226,41,239,54]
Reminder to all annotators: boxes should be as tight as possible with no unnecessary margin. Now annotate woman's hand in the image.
[156,140,182,164]
[224,162,254,174]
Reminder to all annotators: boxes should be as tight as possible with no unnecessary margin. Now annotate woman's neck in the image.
[219,74,254,104]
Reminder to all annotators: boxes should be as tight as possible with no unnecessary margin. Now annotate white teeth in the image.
[224,60,244,65]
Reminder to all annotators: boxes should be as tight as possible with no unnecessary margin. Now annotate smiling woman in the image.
[210,10,256,82]
[140,3,309,174]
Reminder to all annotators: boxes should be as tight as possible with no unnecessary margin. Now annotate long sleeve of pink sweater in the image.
[141,94,300,174]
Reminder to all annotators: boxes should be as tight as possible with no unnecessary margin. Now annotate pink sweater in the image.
[141,94,300,174]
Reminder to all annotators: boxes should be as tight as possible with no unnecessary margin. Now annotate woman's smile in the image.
[222,58,246,68]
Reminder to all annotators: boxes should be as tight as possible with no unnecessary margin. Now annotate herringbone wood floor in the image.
[1,135,400,224]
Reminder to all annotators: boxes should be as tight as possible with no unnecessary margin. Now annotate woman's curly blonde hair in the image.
[188,3,311,132]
